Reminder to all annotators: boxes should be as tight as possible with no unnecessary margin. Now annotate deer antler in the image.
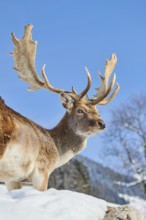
[11,24,64,93]
[11,24,119,105]
[89,53,120,105]
[11,24,91,100]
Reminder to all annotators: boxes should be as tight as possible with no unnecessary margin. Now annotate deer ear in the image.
[60,92,74,109]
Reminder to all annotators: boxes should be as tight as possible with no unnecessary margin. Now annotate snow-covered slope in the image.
[0,185,107,220]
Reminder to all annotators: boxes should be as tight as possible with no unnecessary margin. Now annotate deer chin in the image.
[89,128,105,136]
[76,127,105,138]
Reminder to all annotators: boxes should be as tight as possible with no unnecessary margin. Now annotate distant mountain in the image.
[49,155,146,204]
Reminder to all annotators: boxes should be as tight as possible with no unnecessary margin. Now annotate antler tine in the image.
[41,65,64,94]
[90,53,119,105]
[78,67,92,99]
[72,86,78,94]
[98,82,120,105]
[104,53,117,83]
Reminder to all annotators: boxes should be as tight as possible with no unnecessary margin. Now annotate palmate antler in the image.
[11,24,91,101]
[11,24,120,105]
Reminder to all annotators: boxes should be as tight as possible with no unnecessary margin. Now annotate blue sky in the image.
[0,1,146,163]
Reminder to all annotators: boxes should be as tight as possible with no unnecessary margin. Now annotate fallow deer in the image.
[0,24,120,191]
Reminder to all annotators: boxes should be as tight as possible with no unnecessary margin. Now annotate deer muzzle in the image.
[90,119,106,129]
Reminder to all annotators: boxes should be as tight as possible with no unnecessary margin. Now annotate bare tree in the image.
[102,94,146,193]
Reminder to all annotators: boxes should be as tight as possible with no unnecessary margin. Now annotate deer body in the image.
[0,99,88,190]
[0,25,120,191]
[0,98,94,190]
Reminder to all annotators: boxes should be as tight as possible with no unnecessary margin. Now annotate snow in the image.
[0,185,107,220]
[115,180,142,187]
[119,193,146,217]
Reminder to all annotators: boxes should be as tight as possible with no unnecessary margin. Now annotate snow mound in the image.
[119,193,146,217]
[0,185,107,220]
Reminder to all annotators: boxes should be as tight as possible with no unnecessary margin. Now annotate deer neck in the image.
[49,113,87,157]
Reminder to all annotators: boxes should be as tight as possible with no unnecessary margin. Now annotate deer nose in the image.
[90,119,106,129]
[97,120,106,129]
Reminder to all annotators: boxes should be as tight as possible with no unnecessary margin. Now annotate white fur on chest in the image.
[56,140,87,168]
[56,150,74,168]
[0,143,36,182]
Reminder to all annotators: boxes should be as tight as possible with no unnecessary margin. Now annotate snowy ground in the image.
[0,185,145,219]
[119,193,146,217]
[0,185,107,220]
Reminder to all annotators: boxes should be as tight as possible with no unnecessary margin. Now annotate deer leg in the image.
[32,169,49,191]
[6,181,22,191]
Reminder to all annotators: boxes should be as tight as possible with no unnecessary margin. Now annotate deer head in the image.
[11,24,120,137]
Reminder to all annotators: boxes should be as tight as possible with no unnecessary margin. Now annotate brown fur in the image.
[0,98,15,158]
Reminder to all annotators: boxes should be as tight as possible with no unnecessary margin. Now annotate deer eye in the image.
[77,109,84,114]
